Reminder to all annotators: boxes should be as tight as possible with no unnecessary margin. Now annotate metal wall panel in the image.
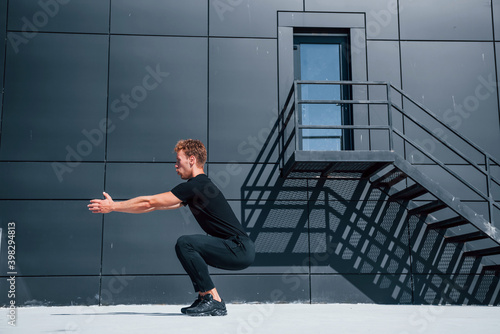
[225,200,310,275]
[211,274,310,303]
[0,276,100,307]
[1,33,109,161]
[7,0,109,34]
[367,40,401,87]
[400,41,500,163]
[101,208,204,275]
[107,35,207,162]
[400,0,493,41]
[208,163,307,201]
[0,201,102,276]
[105,163,178,199]
[209,0,302,38]
[101,274,310,305]
[494,0,500,41]
[309,199,411,275]
[209,38,278,162]
[311,274,413,304]
[0,162,104,199]
[111,0,207,36]
[412,274,500,305]
[305,0,399,39]
[0,0,6,129]
[100,275,193,306]
[278,11,365,29]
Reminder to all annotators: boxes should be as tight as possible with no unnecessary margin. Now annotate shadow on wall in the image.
[240,117,500,305]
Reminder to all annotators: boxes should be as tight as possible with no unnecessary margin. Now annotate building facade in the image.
[1,0,500,306]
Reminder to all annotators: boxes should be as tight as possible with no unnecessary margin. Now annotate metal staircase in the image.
[279,80,500,273]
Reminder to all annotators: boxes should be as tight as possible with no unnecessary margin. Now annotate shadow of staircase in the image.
[239,80,500,305]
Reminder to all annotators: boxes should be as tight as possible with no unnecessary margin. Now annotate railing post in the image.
[486,153,494,226]
[279,89,284,171]
[294,80,300,151]
[386,83,394,151]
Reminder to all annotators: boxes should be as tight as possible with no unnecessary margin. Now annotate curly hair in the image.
[174,139,207,167]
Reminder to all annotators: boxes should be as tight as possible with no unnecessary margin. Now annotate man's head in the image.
[174,139,207,179]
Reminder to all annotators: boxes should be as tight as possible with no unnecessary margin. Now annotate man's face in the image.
[175,150,192,179]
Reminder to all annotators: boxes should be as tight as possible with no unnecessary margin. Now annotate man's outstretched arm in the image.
[88,191,183,214]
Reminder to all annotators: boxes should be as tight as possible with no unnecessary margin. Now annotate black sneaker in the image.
[181,295,202,314]
[185,294,227,316]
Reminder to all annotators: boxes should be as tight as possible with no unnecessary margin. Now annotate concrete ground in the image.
[1,303,499,334]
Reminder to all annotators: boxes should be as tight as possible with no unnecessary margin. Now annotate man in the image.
[88,139,255,316]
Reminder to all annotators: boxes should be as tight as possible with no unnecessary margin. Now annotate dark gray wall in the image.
[0,0,499,307]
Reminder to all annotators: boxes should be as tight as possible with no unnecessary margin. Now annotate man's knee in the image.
[175,235,194,254]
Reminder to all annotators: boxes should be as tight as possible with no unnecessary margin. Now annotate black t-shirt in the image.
[171,174,247,239]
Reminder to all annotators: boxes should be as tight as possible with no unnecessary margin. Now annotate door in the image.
[294,34,352,151]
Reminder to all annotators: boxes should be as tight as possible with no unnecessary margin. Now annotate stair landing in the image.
[282,150,396,179]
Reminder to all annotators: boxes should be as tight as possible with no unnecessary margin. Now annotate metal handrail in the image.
[390,85,500,168]
[390,102,499,193]
[389,83,500,226]
[390,87,500,188]
[395,90,500,196]
[279,80,500,225]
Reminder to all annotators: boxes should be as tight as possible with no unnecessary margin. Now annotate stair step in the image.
[444,231,488,243]
[390,184,428,201]
[371,168,407,188]
[481,265,500,273]
[362,162,394,179]
[409,200,447,216]
[464,246,500,257]
[427,216,469,230]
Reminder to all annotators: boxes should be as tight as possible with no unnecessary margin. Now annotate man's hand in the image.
[88,192,115,214]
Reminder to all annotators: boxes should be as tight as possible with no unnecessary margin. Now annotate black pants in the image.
[175,234,255,293]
